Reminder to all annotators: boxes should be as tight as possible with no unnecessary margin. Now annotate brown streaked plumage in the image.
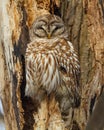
[25,14,80,128]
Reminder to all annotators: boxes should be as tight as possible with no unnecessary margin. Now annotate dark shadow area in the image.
[72,120,80,130]
[50,0,61,17]
[86,86,104,130]
[89,94,97,115]
[17,5,36,130]
[22,97,35,130]
[12,73,20,130]
[20,56,36,130]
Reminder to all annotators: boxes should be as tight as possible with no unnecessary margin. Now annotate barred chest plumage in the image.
[25,38,80,104]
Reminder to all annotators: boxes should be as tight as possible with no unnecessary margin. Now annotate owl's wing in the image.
[54,39,80,111]
[25,51,37,98]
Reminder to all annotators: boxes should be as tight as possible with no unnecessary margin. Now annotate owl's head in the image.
[29,14,68,41]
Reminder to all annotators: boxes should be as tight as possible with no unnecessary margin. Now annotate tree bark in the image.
[0,0,104,130]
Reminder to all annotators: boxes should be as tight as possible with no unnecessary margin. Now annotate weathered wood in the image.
[0,0,64,130]
[61,0,104,129]
[0,1,21,130]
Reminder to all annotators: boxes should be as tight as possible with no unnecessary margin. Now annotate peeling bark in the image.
[61,0,104,129]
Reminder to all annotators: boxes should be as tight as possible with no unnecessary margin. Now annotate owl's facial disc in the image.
[32,15,68,40]
[41,23,65,39]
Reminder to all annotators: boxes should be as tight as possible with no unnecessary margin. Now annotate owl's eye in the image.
[51,24,65,36]
[55,24,64,30]
[38,20,47,25]
[34,25,47,38]
[37,26,44,30]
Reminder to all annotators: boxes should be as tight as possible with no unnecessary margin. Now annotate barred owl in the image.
[25,14,80,127]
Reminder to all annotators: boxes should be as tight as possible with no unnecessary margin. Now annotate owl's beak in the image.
[47,33,51,39]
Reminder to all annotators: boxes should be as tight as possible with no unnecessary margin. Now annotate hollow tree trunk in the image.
[0,0,104,130]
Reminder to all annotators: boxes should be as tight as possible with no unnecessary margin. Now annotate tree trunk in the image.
[0,0,104,130]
